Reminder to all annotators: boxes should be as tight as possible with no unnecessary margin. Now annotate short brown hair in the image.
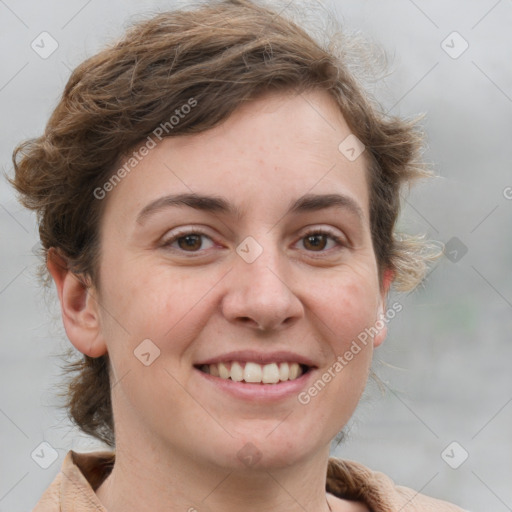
[10,0,434,447]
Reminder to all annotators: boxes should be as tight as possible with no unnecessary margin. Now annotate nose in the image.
[220,243,304,332]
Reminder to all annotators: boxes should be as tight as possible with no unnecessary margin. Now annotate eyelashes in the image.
[160,227,348,256]
[297,229,346,252]
[162,231,214,252]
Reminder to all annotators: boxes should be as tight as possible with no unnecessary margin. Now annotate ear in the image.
[373,268,394,348]
[46,248,107,358]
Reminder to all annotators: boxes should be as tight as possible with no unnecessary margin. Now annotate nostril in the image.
[238,317,260,328]
[238,316,267,330]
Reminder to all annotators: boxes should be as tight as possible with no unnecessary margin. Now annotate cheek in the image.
[97,259,226,379]
[102,260,200,333]
[301,273,380,414]
[98,265,215,434]
[312,270,380,348]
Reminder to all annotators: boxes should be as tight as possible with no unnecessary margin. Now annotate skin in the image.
[48,89,392,512]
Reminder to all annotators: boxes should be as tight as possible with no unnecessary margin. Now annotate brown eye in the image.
[303,234,329,251]
[177,234,203,251]
[162,230,215,253]
[299,230,343,252]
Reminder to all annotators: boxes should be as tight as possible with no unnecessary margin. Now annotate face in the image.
[79,89,388,470]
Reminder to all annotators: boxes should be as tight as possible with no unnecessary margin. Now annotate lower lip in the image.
[194,367,316,402]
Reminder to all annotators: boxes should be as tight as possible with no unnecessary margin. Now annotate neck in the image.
[96,438,334,512]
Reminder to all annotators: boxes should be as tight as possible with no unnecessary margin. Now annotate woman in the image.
[11,0,467,510]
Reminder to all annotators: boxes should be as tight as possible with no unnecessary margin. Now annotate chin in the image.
[199,420,331,472]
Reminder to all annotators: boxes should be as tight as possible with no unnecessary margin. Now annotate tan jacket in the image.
[33,450,469,511]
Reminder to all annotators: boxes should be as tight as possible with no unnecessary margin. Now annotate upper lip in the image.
[194,350,318,368]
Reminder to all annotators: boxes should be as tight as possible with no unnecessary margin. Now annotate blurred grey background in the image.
[1,0,511,510]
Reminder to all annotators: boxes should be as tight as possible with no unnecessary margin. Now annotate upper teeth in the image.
[199,362,304,384]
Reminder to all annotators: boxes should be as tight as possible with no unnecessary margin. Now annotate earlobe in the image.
[381,268,394,294]
[373,305,388,348]
[46,248,107,358]
[374,267,394,348]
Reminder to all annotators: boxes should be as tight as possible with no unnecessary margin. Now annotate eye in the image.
[160,227,347,256]
[161,230,215,253]
[298,229,346,253]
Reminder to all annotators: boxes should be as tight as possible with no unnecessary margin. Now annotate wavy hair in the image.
[10,0,436,447]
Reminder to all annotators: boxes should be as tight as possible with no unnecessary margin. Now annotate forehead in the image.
[102,89,370,225]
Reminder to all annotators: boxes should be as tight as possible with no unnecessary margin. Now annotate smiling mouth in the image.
[195,361,311,384]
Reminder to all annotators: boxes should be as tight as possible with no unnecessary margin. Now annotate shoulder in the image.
[32,450,114,512]
[32,471,63,512]
[327,457,470,511]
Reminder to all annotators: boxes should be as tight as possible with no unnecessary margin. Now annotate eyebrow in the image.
[136,192,364,225]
